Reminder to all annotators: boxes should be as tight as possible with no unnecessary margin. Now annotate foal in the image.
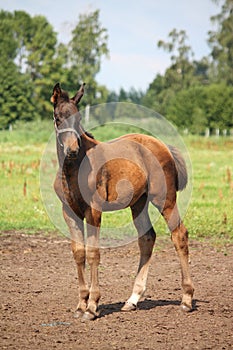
[51,83,194,320]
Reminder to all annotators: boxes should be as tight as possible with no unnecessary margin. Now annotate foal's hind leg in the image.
[62,205,89,318]
[122,197,156,311]
[162,202,194,311]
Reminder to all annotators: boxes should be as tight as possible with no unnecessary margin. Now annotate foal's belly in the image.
[88,158,148,211]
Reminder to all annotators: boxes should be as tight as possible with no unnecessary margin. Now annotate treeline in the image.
[142,2,233,134]
[0,1,233,133]
[0,9,109,128]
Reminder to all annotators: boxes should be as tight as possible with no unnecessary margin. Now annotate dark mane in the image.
[85,130,95,139]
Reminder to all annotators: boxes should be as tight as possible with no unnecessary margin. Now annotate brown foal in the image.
[51,83,194,320]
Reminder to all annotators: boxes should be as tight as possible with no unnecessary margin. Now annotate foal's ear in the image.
[71,83,85,105]
[50,83,62,104]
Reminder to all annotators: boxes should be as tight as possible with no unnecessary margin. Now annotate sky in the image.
[0,0,219,92]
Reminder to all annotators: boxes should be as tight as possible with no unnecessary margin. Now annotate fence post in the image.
[205,128,210,137]
[85,104,90,124]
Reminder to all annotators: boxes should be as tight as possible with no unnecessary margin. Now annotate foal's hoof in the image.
[121,302,137,312]
[82,310,98,321]
[180,303,192,313]
[73,309,84,318]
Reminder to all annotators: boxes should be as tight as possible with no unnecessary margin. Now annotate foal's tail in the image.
[168,145,188,191]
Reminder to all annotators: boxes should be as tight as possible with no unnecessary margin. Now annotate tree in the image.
[127,87,144,104]
[0,10,18,61]
[24,15,64,117]
[158,29,195,90]
[68,10,109,104]
[166,84,233,132]
[143,27,214,124]
[0,9,111,127]
[208,0,233,84]
[0,11,64,120]
[203,84,233,129]
[142,28,208,118]
[0,61,35,128]
[193,57,210,84]
[118,88,128,102]
[166,86,207,132]
[142,74,166,113]
[0,10,35,128]
[13,11,32,70]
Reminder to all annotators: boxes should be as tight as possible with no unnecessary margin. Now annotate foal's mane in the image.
[85,130,95,139]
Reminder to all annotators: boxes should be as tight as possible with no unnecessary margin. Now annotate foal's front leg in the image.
[83,207,101,320]
[62,205,89,318]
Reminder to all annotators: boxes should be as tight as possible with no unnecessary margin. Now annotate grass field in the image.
[0,120,232,245]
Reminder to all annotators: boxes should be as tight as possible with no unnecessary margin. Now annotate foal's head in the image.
[51,83,85,158]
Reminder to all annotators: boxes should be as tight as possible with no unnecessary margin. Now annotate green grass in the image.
[184,136,233,243]
[0,120,53,231]
[0,121,232,245]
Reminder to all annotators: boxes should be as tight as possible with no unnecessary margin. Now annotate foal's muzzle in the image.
[65,145,79,159]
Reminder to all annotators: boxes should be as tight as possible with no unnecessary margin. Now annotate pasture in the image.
[0,120,232,243]
[1,120,233,349]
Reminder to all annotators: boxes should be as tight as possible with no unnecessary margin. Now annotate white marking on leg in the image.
[127,292,140,306]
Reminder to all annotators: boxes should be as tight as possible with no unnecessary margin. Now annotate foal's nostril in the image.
[66,147,79,158]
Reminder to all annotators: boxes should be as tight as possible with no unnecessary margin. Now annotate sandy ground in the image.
[1,231,232,349]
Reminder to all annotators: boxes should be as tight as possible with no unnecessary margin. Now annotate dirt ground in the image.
[1,231,232,350]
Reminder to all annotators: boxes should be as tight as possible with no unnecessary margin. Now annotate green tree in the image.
[0,61,35,129]
[193,57,210,84]
[118,88,128,102]
[166,84,233,133]
[13,11,32,70]
[142,74,165,112]
[0,10,18,61]
[0,10,64,121]
[143,27,213,122]
[208,0,233,84]
[0,10,35,128]
[204,84,233,129]
[127,87,144,104]
[166,86,207,132]
[158,29,195,90]
[0,9,111,126]
[107,91,119,103]
[25,15,64,117]
[68,10,109,104]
